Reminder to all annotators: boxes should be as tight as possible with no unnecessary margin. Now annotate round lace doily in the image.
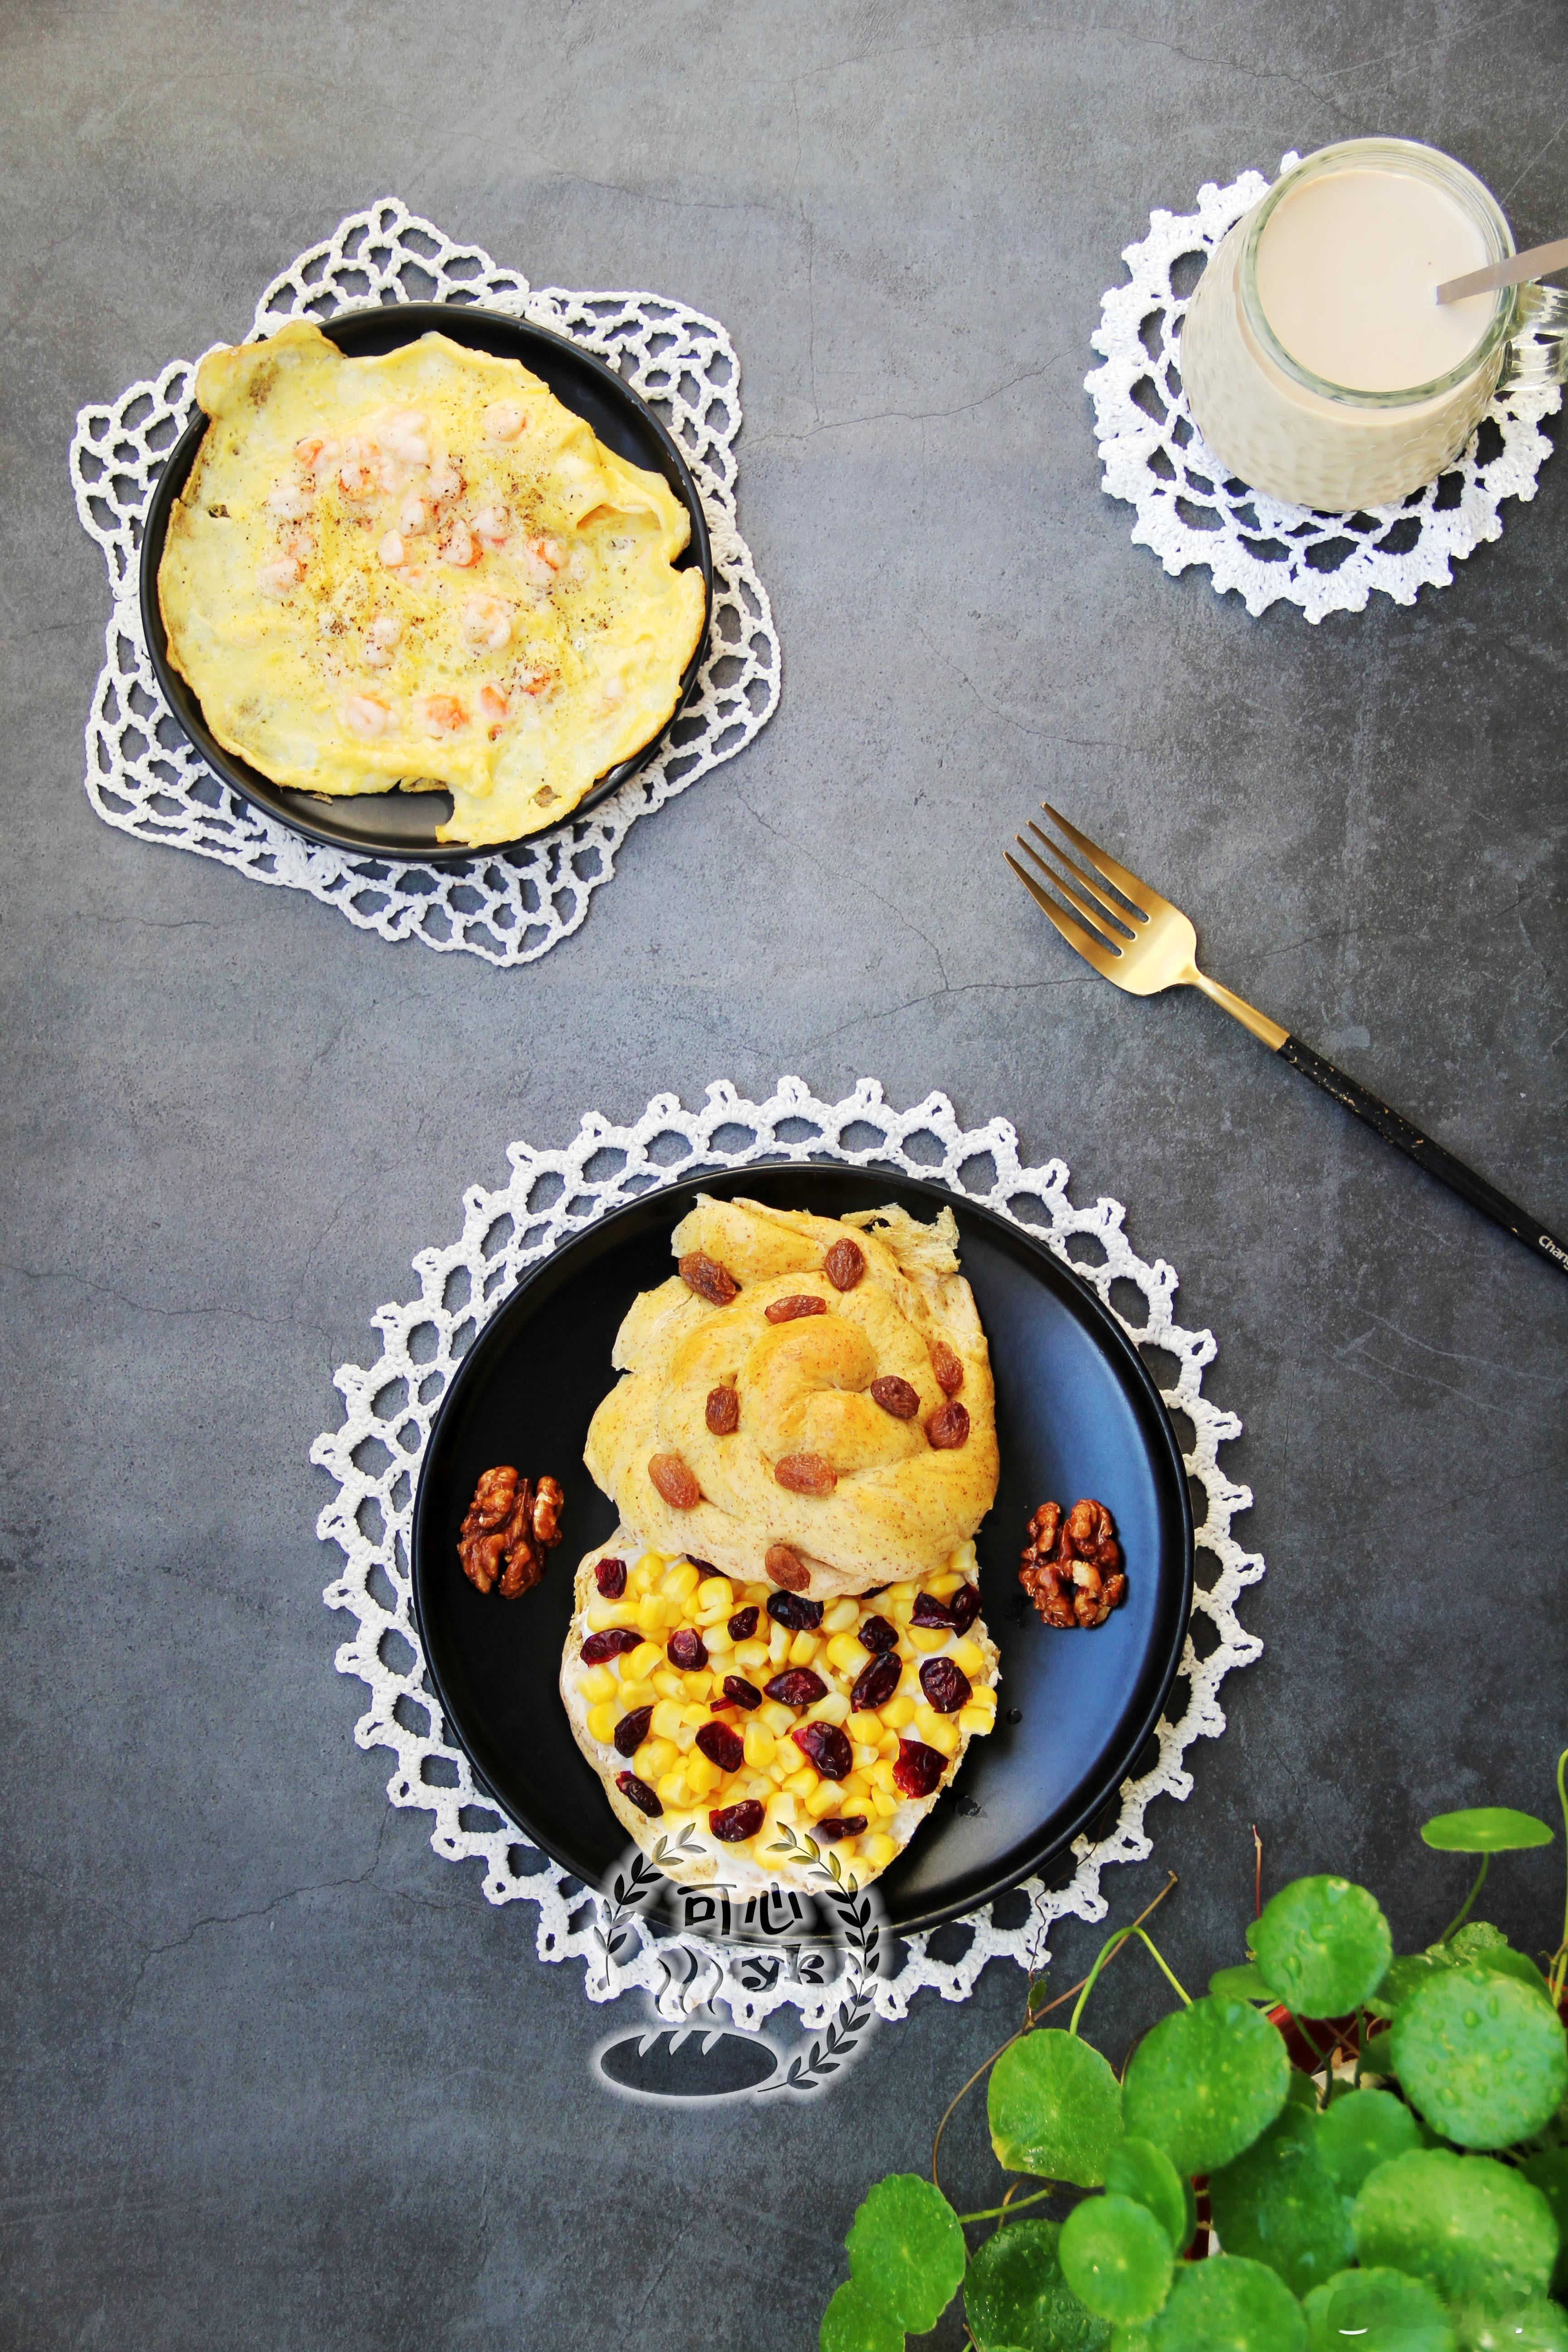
[312,1079,1265,2025]
[68,198,780,965]
[1085,157,1563,622]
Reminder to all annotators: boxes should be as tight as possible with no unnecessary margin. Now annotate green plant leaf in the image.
[1300,2265,1455,2351]
[821,2278,905,2352]
[1519,2152,1568,2300]
[1210,1963,1274,2001]
[1122,1995,1289,2176]
[990,2030,1125,2187]
[1314,2088,1422,2197]
[1254,1877,1394,2016]
[964,2217,1112,2352]
[1149,2254,1307,2351]
[844,2175,965,2332]
[1108,2331,1156,2352]
[1060,2197,1175,2326]
[1104,2138,1190,2253]
[1450,1923,1511,1960]
[1351,2151,1559,2308]
[1208,2102,1354,2300]
[1390,1966,1568,2148]
[1421,1810,1554,1853]
[1451,2303,1568,2351]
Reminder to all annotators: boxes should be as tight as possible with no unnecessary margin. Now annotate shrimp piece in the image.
[429,456,463,502]
[294,437,325,467]
[343,693,397,739]
[338,437,381,500]
[380,408,430,465]
[256,554,304,598]
[478,682,509,734]
[265,481,313,521]
[440,520,480,568]
[397,490,430,535]
[420,693,469,736]
[378,530,407,568]
[363,616,403,669]
[482,401,526,441]
[528,534,565,572]
[460,594,513,652]
[471,503,510,549]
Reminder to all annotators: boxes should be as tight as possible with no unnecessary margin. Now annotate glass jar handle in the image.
[1498,283,1568,390]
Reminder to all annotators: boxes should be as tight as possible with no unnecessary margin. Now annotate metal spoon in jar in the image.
[1435,233,1568,304]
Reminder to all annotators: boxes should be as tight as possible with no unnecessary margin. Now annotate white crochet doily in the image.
[312,1079,1265,2027]
[1086,157,1563,622]
[68,199,780,965]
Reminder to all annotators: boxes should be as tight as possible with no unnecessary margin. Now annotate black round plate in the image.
[138,302,714,863]
[412,1163,1194,1938]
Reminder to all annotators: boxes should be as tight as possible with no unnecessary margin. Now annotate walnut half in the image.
[1019,1497,1126,1629]
[458,1466,565,1597]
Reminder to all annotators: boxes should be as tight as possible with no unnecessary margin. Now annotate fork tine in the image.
[1041,801,1166,921]
[1024,821,1140,938]
[1014,833,1130,954]
[1004,851,1122,977]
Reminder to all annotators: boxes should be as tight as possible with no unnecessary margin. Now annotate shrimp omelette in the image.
[157,321,707,847]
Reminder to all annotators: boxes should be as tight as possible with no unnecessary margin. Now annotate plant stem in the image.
[1551,1747,1568,2010]
[1069,1926,1191,2037]
[955,2183,1057,2224]
[930,1873,1177,2195]
[1440,1853,1489,1943]
[1252,1822,1263,1918]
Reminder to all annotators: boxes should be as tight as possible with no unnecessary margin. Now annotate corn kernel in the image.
[877,1730,902,1759]
[886,1582,916,1602]
[824,1598,860,1633]
[765,1753,791,1785]
[635,1595,666,1637]
[652,1667,685,1701]
[587,1701,619,1742]
[735,1770,770,1800]
[852,1743,880,1772]
[743,1722,777,1768]
[579,1663,617,1703]
[788,1628,818,1666]
[862,1832,899,1869]
[625,1641,662,1680]
[916,1713,960,1757]
[952,1637,986,1677]
[694,1576,734,1617]
[686,1752,718,1796]
[617,1677,655,1710]
[766,1789,799,1824]
[840,1771,873,1801]
[928,1571,963,1598]
[909,1626,948,1654]
[637,1548,666,1577]
[732,1638,769,1671]
[673,1721,697,1752]
[846,1710,883,1744]
[871,1788,900,1818]
[702,1622,733,1655]
[806,1782,843,1820]
[650,1700,685,1742]
[759,1700,795,1736]
[804,1692,851,1726]
[768,1622,789,1665]
[661,1559,700,1602]
[637,1736,678,1779]
[680,1701,710,1730]
[964,1686,998,1721]
[656,1766,689,1804]
[681,1672,714,1701]
[881,1694,916,1730]
[826,1632,864,1674]
[586,1597,636,1632]
[784,1767,817,1798]
[871,1759,899,1793]
[957,1706,992,1739]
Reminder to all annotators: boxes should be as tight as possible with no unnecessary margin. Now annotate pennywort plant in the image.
[821,1754,1568,2352]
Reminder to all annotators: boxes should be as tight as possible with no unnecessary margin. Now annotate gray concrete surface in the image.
[3,4,1565,2345]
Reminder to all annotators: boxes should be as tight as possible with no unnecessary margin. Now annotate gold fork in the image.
[1007,804,1568,1279]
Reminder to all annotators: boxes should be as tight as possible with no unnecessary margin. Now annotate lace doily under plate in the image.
[68,199,780,965]
[312,1080,1265,2026]
[1086,157,1563,623]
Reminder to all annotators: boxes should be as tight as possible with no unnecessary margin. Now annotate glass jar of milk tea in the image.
[1182,138,1568,510]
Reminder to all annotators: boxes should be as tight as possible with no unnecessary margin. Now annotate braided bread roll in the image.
[583,1196,999,1600]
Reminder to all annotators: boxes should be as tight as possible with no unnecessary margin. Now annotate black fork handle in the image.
[1278,1036,1568,1277]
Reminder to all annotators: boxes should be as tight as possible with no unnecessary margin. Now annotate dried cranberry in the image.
[851,1651,902,1711]
[926,1401,970,1450]
[593,1557,627,1597]
[581,1627,642,1664]
[767,1591,824,1631]
[616,1769,662,1817]
[892,1739,946,1798]
[774,1451,837,1495]
[710,1799,765,1842]
[765,1543,810,1591]
[920,1656,972,1713]
[814,1815,868,1843]
[705,1385,740,1435]
[823,1237,866,1291]
[764,1293,828,1323]
[930,1339,965,1394]
[613,1705,654,1757]
[911,1589,955,1627]
[869,1375,920,1419]
[791,1720,852,1780]
[667,1627,710,1672]
[696,1721,745,1774]
[722,1676,762,1710]
[691,1558,723,1579]
[764,1667,828,1708]
[728,1605,760,1640]
[679,1250,738,1306]
[858,1614,899,1654]
[948,1583,981,1634]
